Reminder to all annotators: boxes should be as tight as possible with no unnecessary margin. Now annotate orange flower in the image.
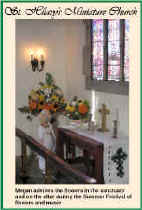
[52,108,57,112]
[78,103,88,114]
[29,101,37,110]
[50,104,57,112]
[44,103,54,111]
[43,104,50,110]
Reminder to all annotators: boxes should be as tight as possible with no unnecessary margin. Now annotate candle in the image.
[41,54,44,61]
[31,54,34,61]
[29,49,34,61]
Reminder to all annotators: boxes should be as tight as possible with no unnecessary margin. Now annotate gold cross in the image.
[98,104,110,132]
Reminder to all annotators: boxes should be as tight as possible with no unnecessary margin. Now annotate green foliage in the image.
[83,100,90,108]
[45,72,54,86]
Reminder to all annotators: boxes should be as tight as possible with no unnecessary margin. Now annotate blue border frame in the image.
[0,0,141,209]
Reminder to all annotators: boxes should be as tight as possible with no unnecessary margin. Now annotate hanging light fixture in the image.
[29,48,45,72]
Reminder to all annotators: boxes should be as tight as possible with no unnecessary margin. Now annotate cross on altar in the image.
[98,104,110,132]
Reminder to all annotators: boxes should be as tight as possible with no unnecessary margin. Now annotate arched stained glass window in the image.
[91,19,129,82]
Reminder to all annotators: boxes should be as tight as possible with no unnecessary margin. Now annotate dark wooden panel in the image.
[56,128,104,184]
[16,128,96,184]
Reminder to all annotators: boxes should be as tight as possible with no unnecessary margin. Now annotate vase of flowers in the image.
[65,96,90,122]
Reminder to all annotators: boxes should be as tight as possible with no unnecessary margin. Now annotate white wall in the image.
[16,19,91,155]
[94,91,129,137]
[16,19,128,156]
[64,21,91,101]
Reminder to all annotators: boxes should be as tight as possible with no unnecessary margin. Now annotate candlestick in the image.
[88,113,92,131]
[112,120,118,138]
[116,109,119,121]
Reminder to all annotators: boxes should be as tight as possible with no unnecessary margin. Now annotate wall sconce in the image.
[29,49,45,72]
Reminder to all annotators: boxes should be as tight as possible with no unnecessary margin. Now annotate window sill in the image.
[86,78,129,95]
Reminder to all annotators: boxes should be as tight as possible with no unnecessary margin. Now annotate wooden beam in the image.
[44,158,53,184]
[21,140,27,177]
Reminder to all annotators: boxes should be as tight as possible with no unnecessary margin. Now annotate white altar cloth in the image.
[59,121,129,184]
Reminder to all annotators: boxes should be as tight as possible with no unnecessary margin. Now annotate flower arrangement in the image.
[65,96,90,120]
[18,73,66,120]
[19,73,90,122]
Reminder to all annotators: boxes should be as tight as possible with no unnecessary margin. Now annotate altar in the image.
[56,123,129,184]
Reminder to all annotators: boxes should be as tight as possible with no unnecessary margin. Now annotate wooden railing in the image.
[16,128,96,184]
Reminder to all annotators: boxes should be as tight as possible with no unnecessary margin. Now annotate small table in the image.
[56,127,104,184]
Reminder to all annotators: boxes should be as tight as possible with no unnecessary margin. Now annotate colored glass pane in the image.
[124,20,129,81]
[91,19,129,82]
[108,20,120,81]
[92,20,104,80]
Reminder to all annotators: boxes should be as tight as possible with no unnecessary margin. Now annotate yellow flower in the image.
[30,90,39,101]
[40,85,53,90]
[69,106,75,112]
[30,90,36,96]
[66,104,71,111]
[39,95,45,102]
[51,95,59,102]
[42,85,49,89]
[66,105,75,112]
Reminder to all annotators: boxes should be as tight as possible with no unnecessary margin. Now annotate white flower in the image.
[71,101,76,106]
